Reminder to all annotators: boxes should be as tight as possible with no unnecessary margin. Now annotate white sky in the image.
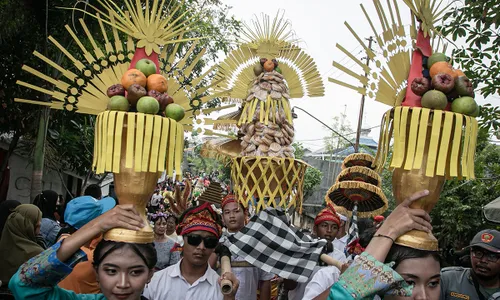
[217,0,500,151]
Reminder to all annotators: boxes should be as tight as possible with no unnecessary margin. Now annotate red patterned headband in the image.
[314,203,341,226]
[176,203,222,238]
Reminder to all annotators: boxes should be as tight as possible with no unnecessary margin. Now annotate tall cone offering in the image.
[329,0,479,250]
[205,12,325,212]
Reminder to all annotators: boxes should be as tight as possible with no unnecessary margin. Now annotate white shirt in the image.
[143,259,223,300]
[221,233,274,300]
[288,248,347,300]
[333,234,348,254]
[303,266,341,300]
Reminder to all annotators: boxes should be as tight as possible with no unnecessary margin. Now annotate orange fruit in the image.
[263,60,275,72]
[146,74,168,93]
[454,69,465,77]
[121,69,147,90]
[429,61,455,79]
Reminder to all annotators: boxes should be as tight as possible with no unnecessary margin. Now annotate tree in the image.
[323,111,353,155]
[292,142,305,160]
[440,1,500,134]
[293,142,323,198]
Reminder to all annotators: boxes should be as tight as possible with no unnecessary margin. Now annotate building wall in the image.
[7,152,66,204]
[303,157,343,207]
[6,151,112,204]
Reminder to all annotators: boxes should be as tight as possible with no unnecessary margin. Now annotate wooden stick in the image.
[320,254,343,270]
[220,255,233,295]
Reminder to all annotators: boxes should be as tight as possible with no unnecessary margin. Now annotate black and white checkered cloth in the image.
[227,208,327,283]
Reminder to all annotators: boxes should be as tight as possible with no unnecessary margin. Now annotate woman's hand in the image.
[93,204,144,233]
[364,190,432,263]
[376,190,432,241]
[57,204,144,263]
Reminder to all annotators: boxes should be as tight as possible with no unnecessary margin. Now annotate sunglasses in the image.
[186,234,218,249]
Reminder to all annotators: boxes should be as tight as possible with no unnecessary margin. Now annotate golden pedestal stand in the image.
[376,107,478,251]
[94,111,184,243]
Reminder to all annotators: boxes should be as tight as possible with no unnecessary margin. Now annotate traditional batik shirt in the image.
[9,241,105,299]
[328,252,412,299]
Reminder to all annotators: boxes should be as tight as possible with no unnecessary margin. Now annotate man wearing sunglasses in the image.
[441,229,500,300]
[144,203,240,300]
[214,194,274,300]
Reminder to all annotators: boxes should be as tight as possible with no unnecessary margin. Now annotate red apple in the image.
[411,77,431,96]
[432,73,455,93]
[107,84,125,97]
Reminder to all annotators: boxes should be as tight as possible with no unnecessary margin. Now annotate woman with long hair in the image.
[9,205,156,300]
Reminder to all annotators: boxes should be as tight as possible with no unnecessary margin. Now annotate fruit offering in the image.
[106,59,184,119]
[414,52,478,116]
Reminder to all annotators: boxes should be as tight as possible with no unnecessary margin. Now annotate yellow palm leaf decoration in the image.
[330,0,477,181]
[70,0,201,55]
[14,0,231,176]
[329,0,449,108]
[214,12,324,103]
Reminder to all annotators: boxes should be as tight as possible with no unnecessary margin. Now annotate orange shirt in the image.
[58,235,102,294]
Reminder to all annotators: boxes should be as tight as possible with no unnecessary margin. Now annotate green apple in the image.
[451,96,478,116]
[471,105,480,117]
[165,103,185,122]
[135,59,157,77]
[136,96,160,114]
[421,90,447,110]
[108,95,130,111]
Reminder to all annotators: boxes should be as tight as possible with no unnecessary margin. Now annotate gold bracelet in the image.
[374,233,395,243]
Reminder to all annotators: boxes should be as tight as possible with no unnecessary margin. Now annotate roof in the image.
[305,136,378,157]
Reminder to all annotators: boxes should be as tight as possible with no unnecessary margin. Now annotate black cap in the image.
[469,229,500,253]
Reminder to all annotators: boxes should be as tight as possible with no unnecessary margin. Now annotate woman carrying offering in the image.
[9,204,156,300]
[313,190,440,300]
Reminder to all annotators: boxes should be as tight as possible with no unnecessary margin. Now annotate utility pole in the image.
[354,36,375,153]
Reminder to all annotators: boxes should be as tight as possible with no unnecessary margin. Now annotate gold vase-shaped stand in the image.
[392,119,445,251]
[104,123,159,244]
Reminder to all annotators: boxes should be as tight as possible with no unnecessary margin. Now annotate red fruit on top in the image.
[431,73,455,94]
[411,77,431,96]
[107,84,126,97]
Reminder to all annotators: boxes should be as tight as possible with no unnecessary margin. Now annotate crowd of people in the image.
[0,182,499,300]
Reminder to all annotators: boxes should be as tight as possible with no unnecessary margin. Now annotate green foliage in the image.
[440,0,500,98]
[440,1,500,135]
[323,111,353,154]
[292,142,305,160]
[303,167,323,198]
[292,142,322,197]
[186,144,230,182]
